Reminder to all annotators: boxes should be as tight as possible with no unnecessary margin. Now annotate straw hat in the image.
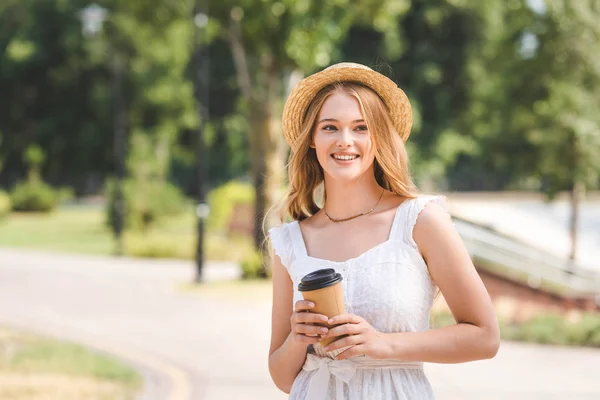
[282,62,412,152]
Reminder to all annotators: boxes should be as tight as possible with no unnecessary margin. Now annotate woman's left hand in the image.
[322,314,392,360]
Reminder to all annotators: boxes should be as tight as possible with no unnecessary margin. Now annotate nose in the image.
[336,127,353,147]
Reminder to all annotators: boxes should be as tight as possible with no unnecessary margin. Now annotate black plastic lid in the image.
[298,268,343,292]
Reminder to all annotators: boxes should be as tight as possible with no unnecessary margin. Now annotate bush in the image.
[241,250,268,279]
[0,190,11,219]
[207,181,254,233]
[106,178,188,232]
[430,309,600,348]
[567,313,600,347]
[513,313,569,345]
[10,180,59,212]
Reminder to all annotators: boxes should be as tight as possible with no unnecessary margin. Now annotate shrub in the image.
[0,190,11,219]
[241,250,268,280]
[106,178,188,232]
[567,312,600,347]
[513,313,570,345]
[207,181,254,233]
[10,180,58,212]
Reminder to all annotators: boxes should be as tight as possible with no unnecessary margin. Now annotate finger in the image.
[294,300,316,312]
[323,322,362,338]
[335,344,366,360]
[295,333,322,344]
[323,334,362,352]
[328,313,362,326]
[294,312,329,325]
[295,324,329,336]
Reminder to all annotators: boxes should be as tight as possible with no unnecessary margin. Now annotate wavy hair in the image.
[280,82,420,222]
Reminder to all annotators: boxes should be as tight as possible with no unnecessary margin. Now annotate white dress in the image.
[268,195,449,400]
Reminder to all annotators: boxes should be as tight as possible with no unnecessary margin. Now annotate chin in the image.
[324,169,366,183]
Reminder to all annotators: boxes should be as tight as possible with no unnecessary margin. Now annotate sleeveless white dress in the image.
[268,195,449,400]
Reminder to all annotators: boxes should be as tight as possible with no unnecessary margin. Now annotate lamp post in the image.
[79,4,126,256]
[193,6,209,283]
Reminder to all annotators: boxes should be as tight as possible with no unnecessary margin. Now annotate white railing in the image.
[452,216,600,297]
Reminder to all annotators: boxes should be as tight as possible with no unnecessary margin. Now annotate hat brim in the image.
[282,65,412,152]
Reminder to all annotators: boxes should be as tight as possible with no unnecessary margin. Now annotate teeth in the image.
[333,154,358,161]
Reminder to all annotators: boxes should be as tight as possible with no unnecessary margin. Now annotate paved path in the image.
[2,247,599,399]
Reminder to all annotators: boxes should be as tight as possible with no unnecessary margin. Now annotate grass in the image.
[178,278,273,303]
[0,326,141,400]
[0,205,114,255]
[0,204,253,262]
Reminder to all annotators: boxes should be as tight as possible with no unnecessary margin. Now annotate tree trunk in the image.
[227,17,285,276]
[251,64,285,275]
[568,180,585,264]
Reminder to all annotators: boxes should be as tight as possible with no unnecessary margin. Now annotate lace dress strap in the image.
[268,223,296,275]
[390,195,450,249]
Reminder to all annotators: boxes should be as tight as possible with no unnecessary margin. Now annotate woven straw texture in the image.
[282,62,412,152]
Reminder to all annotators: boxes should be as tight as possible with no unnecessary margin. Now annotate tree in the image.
[207,0,410,273]
[462,0,600,265]
[520,0,600,264]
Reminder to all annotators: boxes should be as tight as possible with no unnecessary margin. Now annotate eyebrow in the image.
[318,118,365,124]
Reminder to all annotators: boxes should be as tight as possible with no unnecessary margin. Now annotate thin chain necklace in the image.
[324,189,385,223]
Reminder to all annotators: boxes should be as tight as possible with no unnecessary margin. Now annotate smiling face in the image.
[311,91,377,183]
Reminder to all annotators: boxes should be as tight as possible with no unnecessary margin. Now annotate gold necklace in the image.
[324,189,385,223]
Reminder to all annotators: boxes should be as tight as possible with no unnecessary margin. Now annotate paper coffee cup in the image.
[298,268,351,358]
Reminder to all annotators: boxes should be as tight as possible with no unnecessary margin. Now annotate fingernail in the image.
[320,316,328,322]
[319,328,328,334]
[323,346,329,351]
[328,319,334,324]
[308,302,315,307]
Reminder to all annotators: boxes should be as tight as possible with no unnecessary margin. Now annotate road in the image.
[1,247,599,399]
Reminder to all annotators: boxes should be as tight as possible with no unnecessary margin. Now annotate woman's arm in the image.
[311,201,500,363]
[388,201,500,363]
[267,254,311,393]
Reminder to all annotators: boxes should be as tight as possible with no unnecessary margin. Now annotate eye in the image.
[322,125,337,131]
[355,125,368,132]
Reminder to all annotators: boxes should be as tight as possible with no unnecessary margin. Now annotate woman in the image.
[267,62,499,400]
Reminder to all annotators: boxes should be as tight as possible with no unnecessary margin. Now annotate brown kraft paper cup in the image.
[298,269,351,358]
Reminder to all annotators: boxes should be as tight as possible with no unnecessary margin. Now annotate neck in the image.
[322,174,384,219]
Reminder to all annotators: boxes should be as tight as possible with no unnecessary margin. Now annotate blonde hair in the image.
[280,82,420,222]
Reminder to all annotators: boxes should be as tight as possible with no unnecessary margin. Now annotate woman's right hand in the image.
[290,300,330,344]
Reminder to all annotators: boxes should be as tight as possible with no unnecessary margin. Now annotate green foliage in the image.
[566,313,600,347]
[105,178,188,232]
[10,180,59,212]
[24,145,46,169]
[0,190,11,219]
[207,181,254,233]
[431,309,600,347]
[2,0,599,199]
[241,249,268,280]
[513,313,570,345]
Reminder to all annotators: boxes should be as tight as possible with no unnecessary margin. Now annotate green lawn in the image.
[0,326,141,400]
[0,205,114,255]
[0,204,253,261]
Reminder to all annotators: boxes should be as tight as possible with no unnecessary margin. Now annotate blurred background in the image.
[1,0,599,399]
